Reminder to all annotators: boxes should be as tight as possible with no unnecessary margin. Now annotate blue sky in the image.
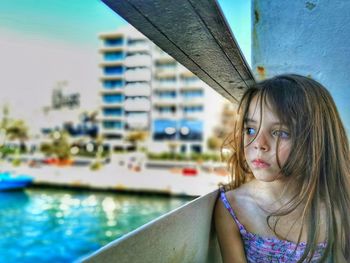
[0,0,125,47]
[0,0,251,60]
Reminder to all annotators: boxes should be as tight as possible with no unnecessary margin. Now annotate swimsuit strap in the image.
[219,186,245,231]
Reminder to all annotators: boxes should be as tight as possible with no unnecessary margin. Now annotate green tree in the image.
[0,105,10,131]
[207,136,222,151]
[125,131,148,151]
[6,120,29,142]
[90,135,105,171]
[1,105,29,152]
[209,102,236,152]
[41,130,71,160]
[167,141,179,159]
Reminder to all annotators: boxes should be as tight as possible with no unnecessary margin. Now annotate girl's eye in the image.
[245,127,256,136]
[272,130,290,139]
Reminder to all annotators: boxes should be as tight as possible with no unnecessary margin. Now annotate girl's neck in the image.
[250,178,300,211]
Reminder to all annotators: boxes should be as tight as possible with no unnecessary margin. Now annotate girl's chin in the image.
[251,171,282,182]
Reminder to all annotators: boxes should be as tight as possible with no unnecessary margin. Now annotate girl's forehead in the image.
[246,95,280,122]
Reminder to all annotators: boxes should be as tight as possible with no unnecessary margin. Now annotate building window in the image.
[104,66,124,75]
[104,38,123,46]
[155,61,176,69]
[191,145,202,153]
[181,90,203,98]
[153,120,177,140]
[179,120,203,141]
[128,39,147,46]
[103,121,123,129]
[156,77,176,85]
[181,76,198,84]
[104,134,123,140]
[104,52,124,61]
[183,106,203,113]
[102,94,124,103]
[155,106,176,114]
[103,80,124,89]
[103,108,123,116]
[156,91,177,99]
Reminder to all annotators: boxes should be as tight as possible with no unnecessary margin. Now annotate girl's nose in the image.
[254,132,270,151]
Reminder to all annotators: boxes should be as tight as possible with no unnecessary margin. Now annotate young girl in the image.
[214,74,350,262]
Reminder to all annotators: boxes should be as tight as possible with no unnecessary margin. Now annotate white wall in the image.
[252,0,350,133]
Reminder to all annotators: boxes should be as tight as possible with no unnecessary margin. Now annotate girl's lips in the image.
[252,159,271,168]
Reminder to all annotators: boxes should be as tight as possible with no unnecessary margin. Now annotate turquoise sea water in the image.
[0,188,192,263]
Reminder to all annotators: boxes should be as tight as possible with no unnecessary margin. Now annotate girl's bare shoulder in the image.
[225,181,256,208]
[224,181,260,218]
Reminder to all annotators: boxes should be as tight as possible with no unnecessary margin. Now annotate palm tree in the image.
[167,141,179,159]
[41,130,71,161]
[125,131,148,151]
[1,106,29,152]
[0,105,10,131]
[6,120,29,143]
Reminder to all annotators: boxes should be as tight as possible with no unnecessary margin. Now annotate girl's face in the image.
[243,95,292,182]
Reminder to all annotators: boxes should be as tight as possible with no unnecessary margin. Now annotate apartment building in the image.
[99,25,225,154]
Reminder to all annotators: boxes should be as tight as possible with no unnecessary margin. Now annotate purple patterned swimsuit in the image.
[219,189,327,262]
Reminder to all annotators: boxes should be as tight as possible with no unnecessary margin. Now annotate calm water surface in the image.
[0,188,192,263]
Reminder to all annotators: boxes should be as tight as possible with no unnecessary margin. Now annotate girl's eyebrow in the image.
[244,118,287,126]
[244,118,256,123]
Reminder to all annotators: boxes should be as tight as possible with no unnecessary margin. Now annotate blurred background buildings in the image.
[98,25,226,155]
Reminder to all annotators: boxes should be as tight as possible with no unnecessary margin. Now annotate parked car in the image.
[182,167,198,176]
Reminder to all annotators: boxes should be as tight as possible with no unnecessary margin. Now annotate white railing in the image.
[125,54,152,67]
[152,111,178,119]
[125,68,151,82]
[124,98,151,111]
[124,84,151,96]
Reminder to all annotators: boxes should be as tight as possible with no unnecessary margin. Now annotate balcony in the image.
[100,89,124,95]
[125,116,149,130]
[124,83,151,97]
[99,32,123,40]
[100,128,125,137]
[100,125,124,133]
[182,111,204,120]
[180,83,204,90]
[180,97,203,106]
[124,98,151,111]
[154,69,176,78]
[99,115,124,121]
[125,68,151,82]
[101,102,124,109]
[101,101,123,107]
[127,44,150,54]
[99,46,124,53]
[99,61,124,67]
[153,51,173,61]
[154,80,177,88]
[179,84,204,91]
[99,75,124,81]
[152,96,178,106]
[152,111,178,119]
[125,54,151,67]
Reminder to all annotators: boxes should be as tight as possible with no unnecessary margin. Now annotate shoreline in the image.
[1,157,228,197]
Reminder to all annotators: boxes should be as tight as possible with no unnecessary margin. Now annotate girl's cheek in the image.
[278,143,291,164]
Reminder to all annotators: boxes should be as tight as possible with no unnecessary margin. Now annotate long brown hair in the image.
[223,74,350,262]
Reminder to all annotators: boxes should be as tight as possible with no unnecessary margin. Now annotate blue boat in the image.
[0,172,33,191]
